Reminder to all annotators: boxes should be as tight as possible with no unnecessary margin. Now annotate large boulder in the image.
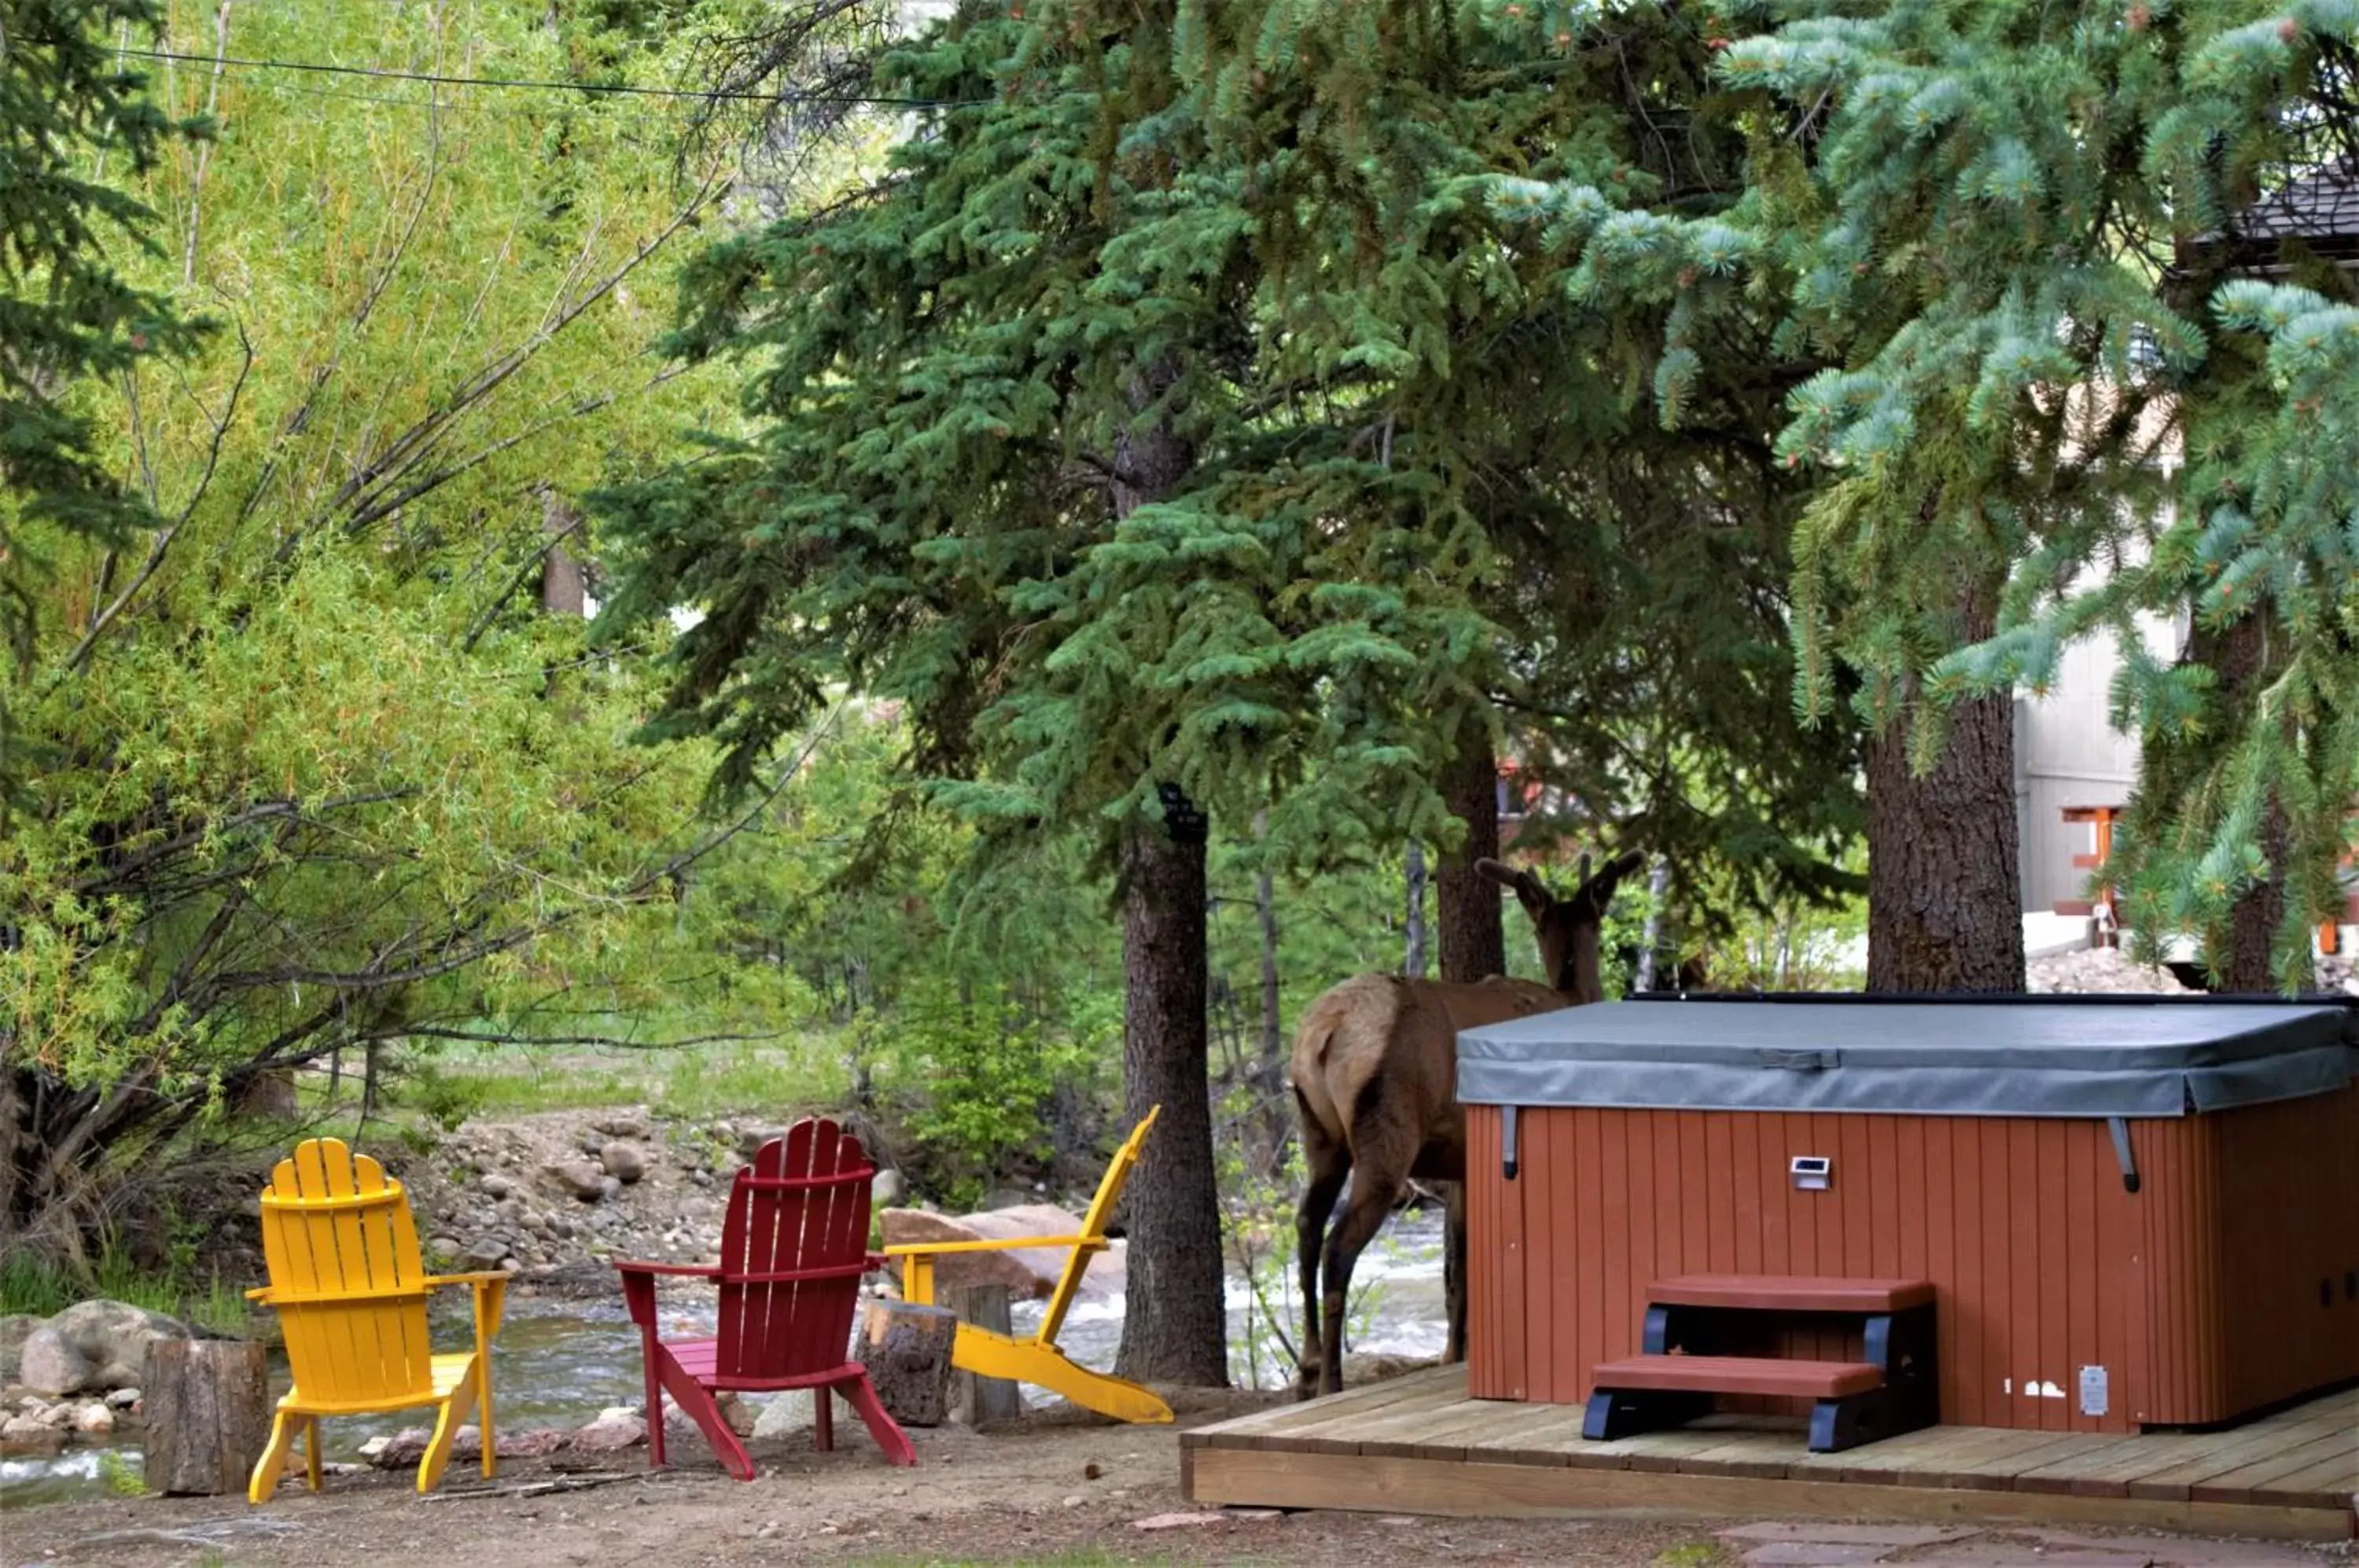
[17,1300,190,1396]
[2,1312,44,1383]
[878,1205,1124,1302]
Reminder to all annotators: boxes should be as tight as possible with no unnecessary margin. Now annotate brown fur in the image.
[1289,849,1645,1397]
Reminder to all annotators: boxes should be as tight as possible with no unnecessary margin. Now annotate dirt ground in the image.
[5,1397,2351,1568]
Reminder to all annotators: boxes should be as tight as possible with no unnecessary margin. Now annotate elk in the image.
[1289,849,1646,1397]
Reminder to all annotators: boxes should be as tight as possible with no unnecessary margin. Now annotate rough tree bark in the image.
[1113,787,1227,1386]
[2197,613,2309,992]
[144,1339,270,1495]
[541,489,586,617]
[1404,839,1428,977]
[1108,374,1224,1387]
[1436,725,1505,985]
[1864,665,2025,993]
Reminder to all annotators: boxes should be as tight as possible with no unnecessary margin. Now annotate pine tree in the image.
[597,2,1508,1384]
[1180,0,1868,958]
[1673,0,2357,988]
[0,0,203,770]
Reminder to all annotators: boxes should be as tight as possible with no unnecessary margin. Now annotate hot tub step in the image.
[1588,1353,1885,1399]
[1650,1273,1934,1315]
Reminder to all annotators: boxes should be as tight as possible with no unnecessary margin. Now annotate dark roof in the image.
[2189,160,2359,271]
[2236,160,2359,243]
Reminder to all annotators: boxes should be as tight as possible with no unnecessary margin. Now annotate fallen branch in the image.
[420,1470,680,1503]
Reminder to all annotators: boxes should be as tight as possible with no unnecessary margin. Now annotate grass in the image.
[421,1031,837,1124]
[2,1242,259,1336]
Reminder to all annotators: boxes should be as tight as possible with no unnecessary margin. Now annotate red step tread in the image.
[1651,1273,1934,1313]
[1592,1354,1885,1400]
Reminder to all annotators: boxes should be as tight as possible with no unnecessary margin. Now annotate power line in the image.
[109,42,964,109]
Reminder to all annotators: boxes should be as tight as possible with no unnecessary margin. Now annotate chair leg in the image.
[813,1387,834,1452]
[640,1327,666,1470]
[248,1407,303,1505]
[304,1416,324,1492]
[841,1371,916,1467]
[650,1345,754,1482]
[476,1358,498,1480]
[418,1361,481,1494]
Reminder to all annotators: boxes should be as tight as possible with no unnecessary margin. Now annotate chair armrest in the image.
[613,1261,723,1279]
[880,1235,1105,1258]
[419,1271,513,1290]
[613,1259,719,1329]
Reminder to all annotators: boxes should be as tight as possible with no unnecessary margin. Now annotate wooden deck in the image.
[1182,1368,2359,1543]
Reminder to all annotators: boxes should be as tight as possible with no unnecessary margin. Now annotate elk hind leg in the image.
[1293,1092,1349,1401]
[1443,1179,1467,1364]
[1318,1172,1402,1398]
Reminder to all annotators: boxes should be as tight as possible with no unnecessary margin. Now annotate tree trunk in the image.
[1635,859,1668,992]
[1436,725,1505,984]
[946,1284,1023,1425]
[143,1339,270,1496]
[856,1299,959,1427]
[541,488,585,617]
[2200,613,2309,992]
[1864,677,2025,993]
[1113,789,1227,1387]
[1404,839,1428,977]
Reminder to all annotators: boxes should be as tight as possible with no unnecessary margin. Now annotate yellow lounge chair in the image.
[884,1106,1173,1424]
[246,1138,509,1502]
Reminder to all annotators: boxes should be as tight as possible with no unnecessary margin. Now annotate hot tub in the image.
[1458,996,2359,1433]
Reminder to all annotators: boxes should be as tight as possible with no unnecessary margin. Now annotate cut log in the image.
[945,1284,1022,1428]
[142,1339,270,1496]
[854,1299,958,1427]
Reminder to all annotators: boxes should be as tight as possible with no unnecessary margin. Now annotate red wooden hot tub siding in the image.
[1465,1084,2359,1433]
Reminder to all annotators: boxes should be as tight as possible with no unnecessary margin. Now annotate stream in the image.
[1,1212,1445,1508]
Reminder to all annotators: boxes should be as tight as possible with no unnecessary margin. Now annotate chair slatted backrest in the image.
[258,1139,435,1406]
[715,1118,875,1381]
[1036,1106,1159,1345]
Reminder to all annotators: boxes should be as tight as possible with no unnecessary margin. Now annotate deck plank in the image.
[1181,1380,2359,1542]
[1184,1444,2355,1543]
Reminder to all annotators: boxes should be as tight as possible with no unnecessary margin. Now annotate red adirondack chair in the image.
[616,1117,915,1478]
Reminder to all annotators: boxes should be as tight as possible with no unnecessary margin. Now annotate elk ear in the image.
[1477,856,1551,916]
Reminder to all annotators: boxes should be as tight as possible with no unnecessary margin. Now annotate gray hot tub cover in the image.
[1455,1000,2357,1118]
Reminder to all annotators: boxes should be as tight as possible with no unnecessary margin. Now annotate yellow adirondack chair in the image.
[245,1138,509,1503]
[883,1106,1173,1424]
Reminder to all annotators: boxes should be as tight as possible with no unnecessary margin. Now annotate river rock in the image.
[878,1205,1124,1302]
[480,1173,515,1200]
[107,1386,142,1410]
[72,1402,114,1436]
[540,1159,608,1202]
[751,1392,815,1441]
[599,1141,647,1183]
[0,1415,66,1457]
[871,1168,907,1208]
[501,1427,567,1458]
[737,1126,790,1160]
[599,1175,624,1202]
[594,1110,651,1140]
[462,1237,509,1271]
[1,1313,42,1382]
[17,1300,189,1395]
[569,1412,646,1452]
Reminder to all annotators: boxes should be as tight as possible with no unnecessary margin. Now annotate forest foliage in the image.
[4,0,2354,1306]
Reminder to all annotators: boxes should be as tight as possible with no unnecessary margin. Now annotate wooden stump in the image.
[143,1339,270,1496]
[855,1299,958,1427]
[946,1284,1022,1428]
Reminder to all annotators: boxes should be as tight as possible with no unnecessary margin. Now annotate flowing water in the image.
[1,1211,1446,1508]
